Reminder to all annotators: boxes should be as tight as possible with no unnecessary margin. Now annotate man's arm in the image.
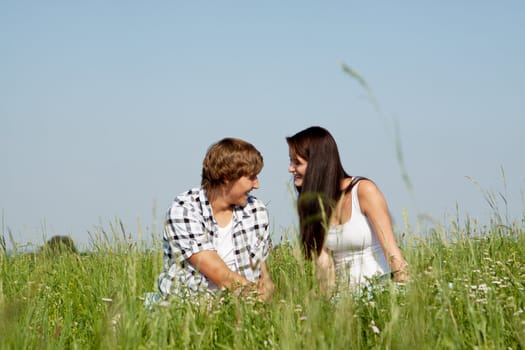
[187,250,252,289]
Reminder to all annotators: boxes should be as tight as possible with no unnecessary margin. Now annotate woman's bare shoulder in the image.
[356,179,385,206]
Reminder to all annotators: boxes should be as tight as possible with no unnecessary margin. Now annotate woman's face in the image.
[288,152,308,188]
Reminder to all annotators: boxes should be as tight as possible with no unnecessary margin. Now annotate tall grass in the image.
[1,213,524,349]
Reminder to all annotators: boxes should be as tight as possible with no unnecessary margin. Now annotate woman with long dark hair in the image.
[286,126,408,291]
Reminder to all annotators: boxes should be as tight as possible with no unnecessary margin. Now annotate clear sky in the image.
[1,1,524,249]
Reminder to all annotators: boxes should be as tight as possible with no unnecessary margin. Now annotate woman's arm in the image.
[316,248,336,294]
[358,180,408,282]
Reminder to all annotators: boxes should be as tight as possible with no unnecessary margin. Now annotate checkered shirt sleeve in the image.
[164,195,214,264]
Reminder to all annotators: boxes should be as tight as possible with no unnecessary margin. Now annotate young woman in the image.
[158,137,274,301]
[286,126,408,291]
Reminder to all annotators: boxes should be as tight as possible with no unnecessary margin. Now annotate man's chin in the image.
[237,196,249,207]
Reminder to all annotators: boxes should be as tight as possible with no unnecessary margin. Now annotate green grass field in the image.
[1,215,524,349]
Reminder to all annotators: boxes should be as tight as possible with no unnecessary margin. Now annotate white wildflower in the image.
[369,320,380,334]
[263,339,273,347]
[111,313,121,326]
[478,284,489,292]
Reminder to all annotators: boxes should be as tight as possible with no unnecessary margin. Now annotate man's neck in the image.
[211,199,233,227]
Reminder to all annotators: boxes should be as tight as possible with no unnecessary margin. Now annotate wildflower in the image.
[369,320,380,334]
[471,284,489,292]
[111,313,121,326]
[478,284,489,292]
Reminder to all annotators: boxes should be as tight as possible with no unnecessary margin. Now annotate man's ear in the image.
[224,178,237,191]
[220,178,232,193]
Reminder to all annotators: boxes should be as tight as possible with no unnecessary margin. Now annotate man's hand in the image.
[256,262,275,302]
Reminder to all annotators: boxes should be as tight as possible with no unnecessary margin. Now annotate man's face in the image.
[226,174,260,206]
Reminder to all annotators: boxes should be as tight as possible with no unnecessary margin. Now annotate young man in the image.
[158,138,274,301]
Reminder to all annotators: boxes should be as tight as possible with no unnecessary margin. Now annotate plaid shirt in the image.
[158,187,271,296]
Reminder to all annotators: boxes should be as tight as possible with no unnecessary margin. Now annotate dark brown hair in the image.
[201,137,263,191]
[286,126,350,259]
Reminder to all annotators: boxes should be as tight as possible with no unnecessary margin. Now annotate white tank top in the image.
[324,182,390,287]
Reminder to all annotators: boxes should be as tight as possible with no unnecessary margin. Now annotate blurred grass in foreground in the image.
[1,211,524,349]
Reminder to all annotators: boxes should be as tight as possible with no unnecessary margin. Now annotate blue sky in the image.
[1,1,524,249]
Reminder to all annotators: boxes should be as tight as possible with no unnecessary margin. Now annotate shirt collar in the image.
[198,187,214,222]
[199,187,253,224]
